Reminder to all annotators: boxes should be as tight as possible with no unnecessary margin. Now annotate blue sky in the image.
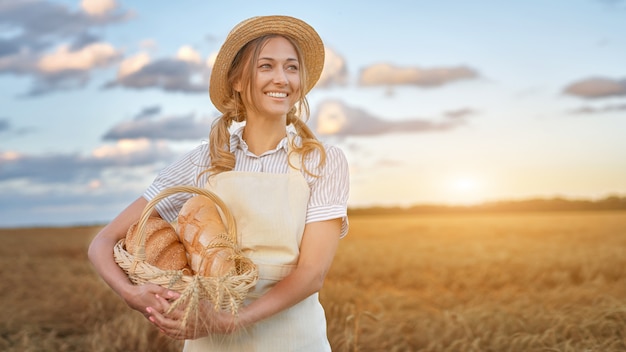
[1,0,625,227]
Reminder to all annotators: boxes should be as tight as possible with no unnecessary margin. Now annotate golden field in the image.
[1,211,625,351]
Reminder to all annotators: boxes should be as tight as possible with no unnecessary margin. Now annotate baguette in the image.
[177,195,237,277]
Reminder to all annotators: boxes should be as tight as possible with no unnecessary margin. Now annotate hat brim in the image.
[209,15,325,113]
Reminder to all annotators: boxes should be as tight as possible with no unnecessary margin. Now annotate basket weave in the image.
[114,185,258,321]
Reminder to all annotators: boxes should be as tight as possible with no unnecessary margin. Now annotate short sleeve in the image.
[305,145,350,238]
[143,144,211,222]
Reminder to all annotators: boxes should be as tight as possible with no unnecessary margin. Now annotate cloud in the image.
[563,76,626,99]
[0,118,36,136]
[309,100,473,137]
[316,47,349,88]
[0,171,159,227]
[359,63,479,87]
[19,41,122,96]
[102,110,214,140]
[206,51,218,69]
[375,158,404,167]
[595,0,626,5]
[0,118,9,132]
[0,0,130,96]
[569,103,626,114]
[0,186,130,227]
[105,57,209,93]
[81,0,117,16]
[0,0,129,41]
[20,69,93,96]
[0,139,174,184]
[134,105,162,120]
[107,45,208,93]
[117,52,151,78]
[0,130,178,227]
[176,45,203,65]
[443,108,477,119]
[37,42,120,72]
[139,39,158,51]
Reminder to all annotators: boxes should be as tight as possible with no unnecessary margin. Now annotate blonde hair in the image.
[206,34,326,177]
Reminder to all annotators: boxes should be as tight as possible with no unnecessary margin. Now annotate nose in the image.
[272,68,288,86]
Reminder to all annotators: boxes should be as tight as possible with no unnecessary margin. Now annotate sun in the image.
[452,177,479,192]
[445,175,485,204]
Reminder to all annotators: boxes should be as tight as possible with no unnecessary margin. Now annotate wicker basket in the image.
[114,185,258,320]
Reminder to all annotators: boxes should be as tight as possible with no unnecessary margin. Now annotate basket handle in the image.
[131,185,237,265]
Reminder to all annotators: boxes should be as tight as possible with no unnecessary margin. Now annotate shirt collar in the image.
[229,124,298,154]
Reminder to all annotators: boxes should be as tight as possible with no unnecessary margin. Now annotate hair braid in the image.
[287,112,326,177]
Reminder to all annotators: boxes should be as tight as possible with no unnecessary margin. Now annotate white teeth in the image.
[266,92,287,98]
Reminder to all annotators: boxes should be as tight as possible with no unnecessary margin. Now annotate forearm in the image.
[238,218,342,327]
[88,233,135,300]
[88,196,154,301]
[238,264,325,326]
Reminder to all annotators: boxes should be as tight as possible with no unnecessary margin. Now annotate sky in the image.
[1,0,625,227]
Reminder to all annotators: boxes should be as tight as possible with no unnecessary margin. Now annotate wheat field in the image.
[1,211,625,351]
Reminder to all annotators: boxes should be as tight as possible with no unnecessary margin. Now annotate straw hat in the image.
[209,15,325,113]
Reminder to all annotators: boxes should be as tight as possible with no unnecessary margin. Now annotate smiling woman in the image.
[88,15,349,352]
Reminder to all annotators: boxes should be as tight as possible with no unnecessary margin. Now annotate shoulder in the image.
[182,142,211,163]
[321,143,349,182]
[156,142,211,177]
[322,143,347,163]
[311,142,348,169]
[300,141,348,182]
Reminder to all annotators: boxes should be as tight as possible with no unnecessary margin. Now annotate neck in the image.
[242,118,287,155]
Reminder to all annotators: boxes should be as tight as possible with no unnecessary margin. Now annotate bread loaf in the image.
[125,217,190,272]
[177,195,237,277]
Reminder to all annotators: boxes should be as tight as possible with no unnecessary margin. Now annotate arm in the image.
[149,217,342,338]
[88,197,175,319]
[238,217,341,326]
[148,144,349,337]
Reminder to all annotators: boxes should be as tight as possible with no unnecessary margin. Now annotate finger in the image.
[157,295,186,320]
[165,290,181,300]
[154,294,170,313]
[147,306,185,337]
[143,284,179,302]
[149,284,180,300]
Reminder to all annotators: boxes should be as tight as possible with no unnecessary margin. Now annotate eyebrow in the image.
[258,57,299,62]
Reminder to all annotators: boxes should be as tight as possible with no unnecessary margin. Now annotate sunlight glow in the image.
[444,175,485,204]
[452,177,479,192]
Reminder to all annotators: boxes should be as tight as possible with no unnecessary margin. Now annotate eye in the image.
[259,63,272,69]
[287,64,299,71]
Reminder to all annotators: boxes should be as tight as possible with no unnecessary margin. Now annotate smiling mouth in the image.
[265,92,288,98]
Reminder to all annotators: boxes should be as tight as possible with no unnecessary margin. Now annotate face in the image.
[237,36,301,121]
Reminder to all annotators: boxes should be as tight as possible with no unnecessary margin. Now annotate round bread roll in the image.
[125,217,190,272]
[178,195,237,277]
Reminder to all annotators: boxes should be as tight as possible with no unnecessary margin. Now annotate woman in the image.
[88,15,349,351]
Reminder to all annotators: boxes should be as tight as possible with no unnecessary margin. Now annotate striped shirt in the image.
[143,124,350,237]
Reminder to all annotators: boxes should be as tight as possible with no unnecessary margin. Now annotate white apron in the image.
[183,141,331,352]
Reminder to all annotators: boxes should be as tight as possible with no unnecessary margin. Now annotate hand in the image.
[146,296,240,340]
[121,283,178,320]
